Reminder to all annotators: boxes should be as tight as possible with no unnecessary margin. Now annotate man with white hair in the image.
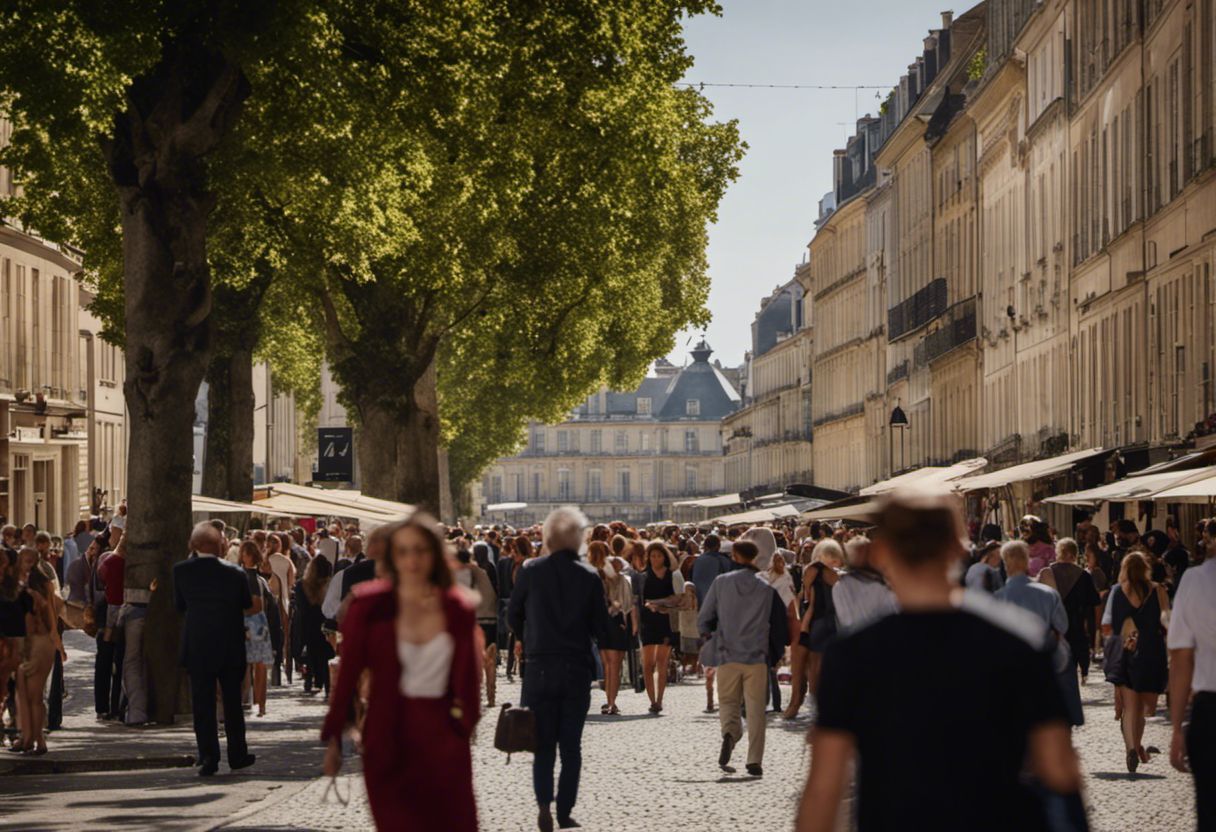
[508,507,611,832]
[833,536,897,633]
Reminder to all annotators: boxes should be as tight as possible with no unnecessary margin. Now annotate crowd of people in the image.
[303,499,1212,831]
[4,492,1213,832]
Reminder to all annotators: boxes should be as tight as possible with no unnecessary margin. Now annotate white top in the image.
[268,553,293,609]
[397,632,455,698]
[833,571,898,634]
[1167,558,1216,693]
[316,537,340,565]
[763,570,796,608]
[321,571,345,619]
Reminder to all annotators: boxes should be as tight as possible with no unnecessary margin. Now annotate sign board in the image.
[316,427,354,482]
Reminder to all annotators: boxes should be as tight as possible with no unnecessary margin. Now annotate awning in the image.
[1131,449,1216,476]
[671,493,743,509]
[1042,465,1216,506]
[801,496,880,523]
[952,448,1108,492]
[252,494,400,528]
[485,502,527,512]
[713,504,800,526]
[1149,472,1216,503]
[258,482,414,518]
[191,495,293,516]
[859,457,987,496]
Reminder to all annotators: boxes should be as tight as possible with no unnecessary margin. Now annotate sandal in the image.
[600,704,611,715]
[609,705,620,715]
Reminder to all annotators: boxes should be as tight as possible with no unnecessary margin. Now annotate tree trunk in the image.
[201,346,255,503]
[355,360,442,514]
[113,54,249,723]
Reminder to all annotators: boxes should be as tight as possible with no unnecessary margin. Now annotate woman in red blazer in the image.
[322,513,483,831]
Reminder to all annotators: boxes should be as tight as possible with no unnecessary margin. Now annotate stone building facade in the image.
[485,342,740,525]
[798,0,1215,493]
[722,276,814,494]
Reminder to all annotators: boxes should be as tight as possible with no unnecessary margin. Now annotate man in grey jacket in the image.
[698,539,788,777]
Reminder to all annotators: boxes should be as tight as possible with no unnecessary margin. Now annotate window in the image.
[637,397,651,415]
[614,431,627,453]
[685,399,700,416]
[490,476,503,503]
[532,429,546,452]
[640,432,650,452]
[587,470,602,501]
[590,430,602,454]
[619,470,631,502]
[684,465,698,494]
[513,473,525,501]
[531,472,542,501]
[557,469,572,500]
[684,429,699,453]
[557,430,569,452]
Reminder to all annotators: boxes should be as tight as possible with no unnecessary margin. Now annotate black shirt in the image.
[816,604,1066,832]
[507,549,611,665]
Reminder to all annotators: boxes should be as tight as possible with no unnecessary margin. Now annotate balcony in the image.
[812,402,864,428]
[888,278,947,341]
[921,297,977,364]
[887,360,909,386]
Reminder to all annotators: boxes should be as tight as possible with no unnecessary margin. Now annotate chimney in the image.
[941,10,953,28]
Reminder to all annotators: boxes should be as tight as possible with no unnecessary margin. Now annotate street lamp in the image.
[889,400,909,474]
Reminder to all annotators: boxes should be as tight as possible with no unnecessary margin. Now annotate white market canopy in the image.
[713,503,800,526]
[485,502,527,512]
[1149,472,1216,503]
[860,457,987,496]
[258,482,414,519]
[1042,465,1216,507]
[952,448,1108,492]
[801,497,880,523]
[191,495,293,516]
[671,493,744,509]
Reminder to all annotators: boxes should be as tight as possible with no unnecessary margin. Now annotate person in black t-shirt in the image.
[796,493,1087,832]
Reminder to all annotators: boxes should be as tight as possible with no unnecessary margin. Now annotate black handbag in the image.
[493,702,535,763]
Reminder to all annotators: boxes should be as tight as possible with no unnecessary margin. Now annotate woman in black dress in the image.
[294,555,335,697]
[639,541,681,714]
[782,538,841,720]
[1103,550,1170,773]
[588,542,632,714]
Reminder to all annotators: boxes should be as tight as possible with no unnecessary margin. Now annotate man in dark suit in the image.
[174,522,257,776]
[508,507,610,832]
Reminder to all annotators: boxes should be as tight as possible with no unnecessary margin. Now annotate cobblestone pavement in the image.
[1,634,1200,831]
[225,665,1198,832]
[0,631,336,832]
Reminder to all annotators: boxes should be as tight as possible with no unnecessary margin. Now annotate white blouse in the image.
[397,632,454,699]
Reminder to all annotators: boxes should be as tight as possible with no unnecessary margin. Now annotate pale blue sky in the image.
[670,0,972,368]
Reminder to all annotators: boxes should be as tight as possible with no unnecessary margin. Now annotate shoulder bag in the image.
[493,702,535,764]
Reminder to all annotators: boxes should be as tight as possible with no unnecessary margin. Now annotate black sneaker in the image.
[558,817,581,829]
[718,734,736,773]
[198,759,219,777]
[538,805,554,832]
[746,763,763,777]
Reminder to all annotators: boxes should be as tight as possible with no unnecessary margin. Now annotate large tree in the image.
[0,1,315,721]
[247,0,743,512]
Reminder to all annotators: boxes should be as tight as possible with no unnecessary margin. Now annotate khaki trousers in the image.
[716,661,768,765]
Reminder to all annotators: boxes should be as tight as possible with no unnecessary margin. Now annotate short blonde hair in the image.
[811,538,844,567]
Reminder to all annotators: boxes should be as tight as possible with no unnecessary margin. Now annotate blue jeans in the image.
[522,658,591,820]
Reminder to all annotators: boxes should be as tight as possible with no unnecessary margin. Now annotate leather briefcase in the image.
[493,702,535,763]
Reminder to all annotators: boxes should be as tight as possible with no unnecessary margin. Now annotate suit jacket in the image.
[174,555,253,673]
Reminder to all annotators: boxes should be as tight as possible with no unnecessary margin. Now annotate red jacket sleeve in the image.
[320,592,370,743]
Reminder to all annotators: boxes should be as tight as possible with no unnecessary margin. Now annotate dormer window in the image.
[637,397,652,415]
[685,399,700,416]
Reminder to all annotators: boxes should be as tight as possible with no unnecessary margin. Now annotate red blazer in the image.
[321,581,483,748]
